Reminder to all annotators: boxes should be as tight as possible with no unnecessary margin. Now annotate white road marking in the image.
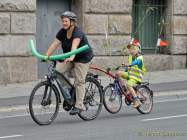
[154,97,187,103]
[0,110,65,120]
[0,114,29,119]
[142,114,187,122]
[0,135,23,139]
[154,90,187,97]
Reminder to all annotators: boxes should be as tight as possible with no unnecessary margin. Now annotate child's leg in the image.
[128,86,137,98]
[116,70,128,86]
[127,79,141,108]
[127,79,138,97]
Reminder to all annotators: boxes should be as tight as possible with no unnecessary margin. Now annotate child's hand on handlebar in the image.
[121,63,131,67]
[121,63,125,67]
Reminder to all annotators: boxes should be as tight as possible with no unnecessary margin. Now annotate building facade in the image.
[0,0,186,84]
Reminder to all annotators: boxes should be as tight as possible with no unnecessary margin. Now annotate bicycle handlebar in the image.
[28,39,89,61]
[114,65,130,71]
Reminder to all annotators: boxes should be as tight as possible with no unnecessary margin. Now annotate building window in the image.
[132,0,167,53]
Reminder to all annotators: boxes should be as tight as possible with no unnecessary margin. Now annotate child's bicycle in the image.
[103,66,153,114]
[28,40,103,125]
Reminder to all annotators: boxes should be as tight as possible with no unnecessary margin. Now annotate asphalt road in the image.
[0,95,187,140]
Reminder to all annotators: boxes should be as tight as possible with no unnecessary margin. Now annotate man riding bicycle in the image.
[117,42,146,108]
[45,11,94,115]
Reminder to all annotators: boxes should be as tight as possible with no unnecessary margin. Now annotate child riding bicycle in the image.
[117,42,146,108]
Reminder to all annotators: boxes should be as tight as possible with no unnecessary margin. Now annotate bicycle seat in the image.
[136,82,149,86]
[140,82,149,86]
[136,82,141,85]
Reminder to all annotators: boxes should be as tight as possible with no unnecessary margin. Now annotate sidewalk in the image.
[0,69,187,107]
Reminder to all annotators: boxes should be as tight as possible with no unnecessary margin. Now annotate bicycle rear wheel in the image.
[78,77,103,121]
[29,81,60,125]
[103,84,122,114]
[136,85,153,114]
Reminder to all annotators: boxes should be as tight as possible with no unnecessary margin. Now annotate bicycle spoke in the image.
[103,84,122,114]
[78,77,102,121]
[136,86,153,114]
[29,81,59,125]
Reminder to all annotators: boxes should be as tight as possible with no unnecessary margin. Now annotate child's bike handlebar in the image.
[28,39,89,61]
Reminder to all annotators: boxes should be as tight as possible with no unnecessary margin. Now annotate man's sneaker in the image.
[69,107,82,115]
[132,97,141,108]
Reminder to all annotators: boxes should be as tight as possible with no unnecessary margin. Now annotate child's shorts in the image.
[121,72,138,87]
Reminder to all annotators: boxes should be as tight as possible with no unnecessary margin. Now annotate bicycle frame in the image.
[90,64,133,100]
[44,61,75,105]
[112,76,134,102]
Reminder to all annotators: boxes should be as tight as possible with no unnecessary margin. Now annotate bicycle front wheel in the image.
[136,85,153,114]
[78,77,103,121]
[29,81,60,125]
[103,84,122,114]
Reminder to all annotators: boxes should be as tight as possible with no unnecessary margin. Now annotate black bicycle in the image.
[29,60,103,125]
[103,66,153,114]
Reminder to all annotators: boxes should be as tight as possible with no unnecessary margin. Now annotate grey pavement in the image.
[0,69,187,108]
[0,97,187,140]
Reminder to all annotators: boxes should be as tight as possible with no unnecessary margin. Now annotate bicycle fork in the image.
[41,75,54,106]
[41,85,52,106]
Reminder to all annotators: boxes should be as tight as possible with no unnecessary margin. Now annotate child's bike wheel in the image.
[136,85,153,114]
[103,84,122,114]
